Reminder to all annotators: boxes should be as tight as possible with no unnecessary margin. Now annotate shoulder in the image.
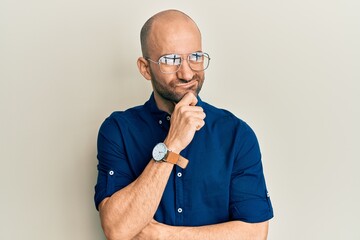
[98,104,147,134]
[201,101,251,131]
[201,100,259,148]
[103,104,146,124]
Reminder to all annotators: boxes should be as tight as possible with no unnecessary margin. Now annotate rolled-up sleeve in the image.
[229,121,274,223]
[94,114,134,210]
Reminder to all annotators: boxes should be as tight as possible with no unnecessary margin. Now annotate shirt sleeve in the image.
[94,113,134,210]
[229,120,274,223]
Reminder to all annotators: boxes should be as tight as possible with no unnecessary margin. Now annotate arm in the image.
[99,93,205,240]
[99,160,173,240]
[134,219,269,240]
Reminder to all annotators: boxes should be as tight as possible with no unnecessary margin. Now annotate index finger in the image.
[177,92,198,107]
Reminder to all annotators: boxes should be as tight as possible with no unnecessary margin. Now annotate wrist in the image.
[153,221,176,240]
[163,139,182,154]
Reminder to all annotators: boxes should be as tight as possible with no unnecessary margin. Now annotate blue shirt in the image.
[94,93,273,225]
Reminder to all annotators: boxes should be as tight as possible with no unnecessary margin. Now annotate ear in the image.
[137,57,152,81]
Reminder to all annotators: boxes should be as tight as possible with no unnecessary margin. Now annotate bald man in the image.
[94,10,273,240]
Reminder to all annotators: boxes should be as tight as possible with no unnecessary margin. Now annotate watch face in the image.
[152,143,167,161]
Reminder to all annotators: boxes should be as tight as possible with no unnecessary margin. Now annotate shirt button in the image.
[177,208,183,213]
[166,116,171,121]
[177,172,182,177]
[159,120,162,124]
[109,170,114,176]
[267,192,270,198]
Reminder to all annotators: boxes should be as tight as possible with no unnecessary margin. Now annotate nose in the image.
[176,59,194,81]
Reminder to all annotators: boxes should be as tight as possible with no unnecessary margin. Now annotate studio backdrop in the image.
[1,0,359,239]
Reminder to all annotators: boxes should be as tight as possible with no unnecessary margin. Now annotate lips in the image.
[176,80,197,88]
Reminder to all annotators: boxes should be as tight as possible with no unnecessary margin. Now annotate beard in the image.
[149,68,204,103]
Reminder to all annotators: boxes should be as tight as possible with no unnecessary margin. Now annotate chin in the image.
[157,84,202,103]
[176,88,200,101]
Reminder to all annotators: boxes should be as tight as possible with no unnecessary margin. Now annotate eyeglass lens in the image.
[158,52,209,73]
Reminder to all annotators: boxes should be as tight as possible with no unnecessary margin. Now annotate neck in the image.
[153,92,176,114]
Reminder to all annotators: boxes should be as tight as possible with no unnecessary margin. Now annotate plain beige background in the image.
[1,0,359,239]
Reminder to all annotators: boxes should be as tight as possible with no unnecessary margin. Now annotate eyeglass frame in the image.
[145,51,211,74]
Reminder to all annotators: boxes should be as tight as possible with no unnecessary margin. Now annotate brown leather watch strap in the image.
[166,151,179,164]
[165,151,189,169]
[177,156,189,169]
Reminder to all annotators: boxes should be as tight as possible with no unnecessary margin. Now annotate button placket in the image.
[174,167,184,224]
[158,114,170,131]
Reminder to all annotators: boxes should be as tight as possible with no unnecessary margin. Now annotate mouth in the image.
[176,80,197,88]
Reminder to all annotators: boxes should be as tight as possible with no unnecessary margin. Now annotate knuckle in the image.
[186,117,193,124]
[184,111,192,118]
[177,106,185,114]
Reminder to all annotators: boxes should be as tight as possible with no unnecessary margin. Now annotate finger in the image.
[195,119,205,131]
[191,111,206,120]
[177,92,198,107]
[177,108,206,120]
[189,117,205,128]
[178,105,204,113]
[191,106,204,113]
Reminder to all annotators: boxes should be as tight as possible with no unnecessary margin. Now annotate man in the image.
[94,9,273,240]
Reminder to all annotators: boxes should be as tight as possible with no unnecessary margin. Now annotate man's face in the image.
[147,19,204,103]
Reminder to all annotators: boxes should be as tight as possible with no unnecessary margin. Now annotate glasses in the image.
[146,51,210,74]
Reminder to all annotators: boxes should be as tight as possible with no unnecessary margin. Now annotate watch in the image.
[152,142,189,169]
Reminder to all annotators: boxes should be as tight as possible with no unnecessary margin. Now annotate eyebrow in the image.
[160,50,203,57]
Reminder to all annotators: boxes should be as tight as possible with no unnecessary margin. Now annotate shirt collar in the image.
[144,92,204,131]
[144,92,204,116]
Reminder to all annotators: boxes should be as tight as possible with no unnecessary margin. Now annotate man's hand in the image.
[164,92,206,153]
[132,219,169,240]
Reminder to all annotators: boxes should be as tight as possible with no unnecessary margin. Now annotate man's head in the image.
[137,10,207,110]
[140,10,201,58]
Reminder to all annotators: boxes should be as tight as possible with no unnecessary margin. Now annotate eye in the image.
[159,54,181,65]
[189,52,204,62]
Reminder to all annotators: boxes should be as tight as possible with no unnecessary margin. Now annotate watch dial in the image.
[152,143,167,161]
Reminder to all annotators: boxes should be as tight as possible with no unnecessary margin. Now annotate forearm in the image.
[170,221,268,240]
[99,160,173,240]
[135,220,269,240]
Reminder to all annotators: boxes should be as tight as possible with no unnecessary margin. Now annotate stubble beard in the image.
[150,71,204,104]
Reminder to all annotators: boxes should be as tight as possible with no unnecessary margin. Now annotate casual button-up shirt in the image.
[94,93,273,226]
